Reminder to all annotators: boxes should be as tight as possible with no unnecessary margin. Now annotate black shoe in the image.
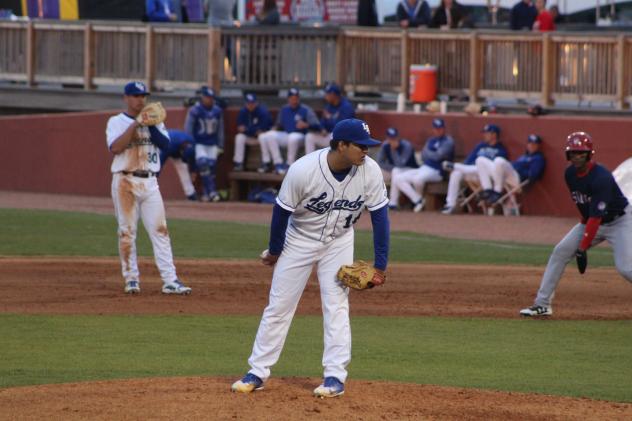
[257,162,272,173]
[233,162,244,172]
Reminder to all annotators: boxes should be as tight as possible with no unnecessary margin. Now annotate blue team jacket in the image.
[320,97,355,133]
[237,105,273,137]
[184,102,224,148]
[275,104,320,134]
[464,141,508,165]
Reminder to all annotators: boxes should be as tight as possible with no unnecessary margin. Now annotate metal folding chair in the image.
[487,179,530,216]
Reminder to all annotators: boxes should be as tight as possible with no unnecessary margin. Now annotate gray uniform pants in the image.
[535,207,632,307]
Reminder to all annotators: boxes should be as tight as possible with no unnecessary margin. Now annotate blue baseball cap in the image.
[386,127,399,138]
[527,134,542,144]
[200,86,215,98]
[245,93,257,103]
[432,118,445,129]
[482,124,500,134]
[332,119,381,147]
[287,88,300,97]
[124,81,150,96]
[324,83,341,95]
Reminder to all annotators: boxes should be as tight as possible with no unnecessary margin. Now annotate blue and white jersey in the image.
[321,97,355,133]
[463,141,508,165]
[376,139,418,171]
[237,104,273,137]
[565,163,628,221]
[276,104,320,134]
[512,151,545,182]
[185,102,224,148]
[421,135,455,172]
[276,149,388,243]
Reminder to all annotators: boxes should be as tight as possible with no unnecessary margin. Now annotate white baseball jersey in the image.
[276,148,389,242]
[106,113,168,173]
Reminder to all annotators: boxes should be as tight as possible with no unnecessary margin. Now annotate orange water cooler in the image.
[409,64,437,103]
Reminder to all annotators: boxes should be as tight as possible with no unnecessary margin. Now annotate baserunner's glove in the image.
[575,249,587,274]
[136,102,166,126]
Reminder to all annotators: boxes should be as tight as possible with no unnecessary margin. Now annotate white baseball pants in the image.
[392,166,442,206]
[477,157,520,193]
[247,227,354,383]
[305,132,332,154]
[258,130,305,165]
[233,133,256,165]
[195,144,219,161]
[171,158,196,197]
[111,173,178,285]
[445,163,480,207]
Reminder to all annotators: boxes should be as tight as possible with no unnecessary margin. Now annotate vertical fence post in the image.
[145,25,155,90]
[208,27,221,93]
[336,30,346,90]
[83,22,94,90]
[541,33,553,107]
[468,31,479,104]
[26,21,35,86]
[616,34,628,110]
[400,30,409,98]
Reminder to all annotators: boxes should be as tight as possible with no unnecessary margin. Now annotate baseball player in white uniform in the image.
[105,81,192,295]
[232,118,390,398]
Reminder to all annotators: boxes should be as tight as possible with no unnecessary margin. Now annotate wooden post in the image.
[616,34,628,110]
[335,31,346,89]
[468,31,479,104]
[145,25,154,90]
[26,21,35,86]
[541,33,553,107]
[83,22,94,90]
[208,27,221,93]
[400,30,409,98]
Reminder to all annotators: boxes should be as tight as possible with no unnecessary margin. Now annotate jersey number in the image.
[147,152,158,163]
[343,213,361,229]
[199,118,218,136]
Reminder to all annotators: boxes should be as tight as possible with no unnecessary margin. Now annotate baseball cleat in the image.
[161,280,192,295]
[440,205,455,215]
[231,373,264,393]
[275,164,287,175]
[124,280,140,294]
[520,305,552,317]
[413,198,425,213]
[313,377,345,398]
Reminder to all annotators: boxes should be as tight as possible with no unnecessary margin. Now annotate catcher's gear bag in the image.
[137,102,167,126]
[337,260,376,290]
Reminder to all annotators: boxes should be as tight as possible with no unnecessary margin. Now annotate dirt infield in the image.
[2,192,632,419]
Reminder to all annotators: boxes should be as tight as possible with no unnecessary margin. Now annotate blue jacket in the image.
[377,139,418,171]
[510,1,537,30]
[184,102,224,148]
[146,0,174,22]
[396,0,431,27]
[320,97,355,133]
[421,135,455,174]
[512,151,545,182]
[275,104,320,134]
[237,105,273,137]
[464,141,508,165]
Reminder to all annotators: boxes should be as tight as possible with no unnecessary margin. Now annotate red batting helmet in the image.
[565,132,594,160]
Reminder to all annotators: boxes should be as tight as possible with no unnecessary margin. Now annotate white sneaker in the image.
[162,280,192,295]
[519,305,553,317]
[124,280,140,294]
[441,205,454,215]
[413,199,425,213]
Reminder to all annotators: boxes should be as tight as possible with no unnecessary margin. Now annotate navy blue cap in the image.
[124,81,150,96]
[324,83,341,95]
[332,119,381,147]
[432,118,445,129]
[200,86,215,98]
[245,93,257,103]
[287,88,300,97]
[386,127,398,138]
[482,124,500,134]
[527,134,542,144]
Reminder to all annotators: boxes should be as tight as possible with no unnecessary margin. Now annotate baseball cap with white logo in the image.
[386,127,399,138]
[245,93,257,103]
[124,81,150,96]
[287,88,300,97]
[332,119,381,147]
[200,86,215,98]
[527,134,542,144]
[324,83,341,95]
[432,118,445,128]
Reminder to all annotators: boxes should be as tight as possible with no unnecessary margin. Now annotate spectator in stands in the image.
[510,0,537,30]
[256,0,280,25]
[258,88,319,175]
[233,93,273,172]
[397,0,431,28]
[305,83,355,155]
[441,124,508,214]
[357,0,379,27]
[161,129,198,201]
[146,0,178,22]
[376,127,419,210]
[392,118,455,212]
[532,0,555,31]
[549,5,564,24]
[476,134,545,205]
[206,0,236,26]
[430,0,465,29]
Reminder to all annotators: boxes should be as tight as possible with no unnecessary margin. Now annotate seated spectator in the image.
[397,0,431,28]
[233,93,273,171]
[476,134,545,205]
[161,129,198,201]
[357,0,379,27]
[258,88,319,175]
[441,124,508,214]
[532,0,554,31]
[146,0,178,22]
[510,0,537,30]
[305,83,355,155]
[391,118,455,212]
[256,0,280,25]
[430,0,465,29]
[185,86,224,202]
[376,128,419,204]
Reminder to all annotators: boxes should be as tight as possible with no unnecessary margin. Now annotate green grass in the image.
[2,314,631,402]
[0,208,615,266]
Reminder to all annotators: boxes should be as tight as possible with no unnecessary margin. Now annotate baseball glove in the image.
[337,260,377,290]
[136,102,166,126]
[575,249,587,274]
